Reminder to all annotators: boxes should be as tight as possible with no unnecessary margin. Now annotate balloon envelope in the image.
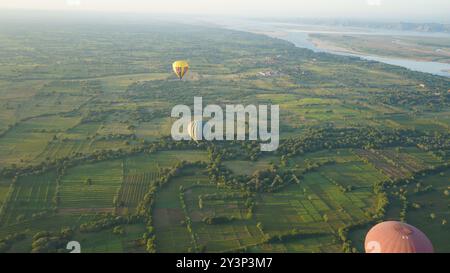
[365,221,434,253]
[172,60,189,80]
[187,120,203,141]
[187,120,212,141]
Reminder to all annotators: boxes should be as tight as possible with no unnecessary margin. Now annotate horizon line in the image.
[0,8,448,25]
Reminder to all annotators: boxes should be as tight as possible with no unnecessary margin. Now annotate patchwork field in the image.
[153,168,264,253]
[354,148,443,180]
[59,160,123,209]
[401,170,450,252]
[0,172,57,226]
[253,161,378,234]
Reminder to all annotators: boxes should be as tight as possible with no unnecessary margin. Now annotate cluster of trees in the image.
[245,160,335,193]
[5,124,443,195]
[202,216,236,225]
[95,133,137,142]
[112,226,125,235]
[179,186,199,252]
[132,108,167,123]
[30,210,55,221]
[385,164,449,189]
[0,130,196,180]
[387,164,450,222]
[79,215,140,233]
[31,228,74,253]
[398,189,409,222]
[135,161,206,253]
[246,168,297,192]
[373,180,389,220]
[391,186,428,223]
[136,183,159,252]
[413,183,434,195]
[337,227,354,253]
[262,229,328,244]
[337,220,375,253]
[200,192,249,201]
[0,233,26,252]
[278,127,448,159]
[199,192,255,219]
[0,148,142,179]
[326,175,354,193]
[7,133,204,178]
[338,165,450,251]
[369,85,449,110]
[80,109,118,124]
[202,141,369,196]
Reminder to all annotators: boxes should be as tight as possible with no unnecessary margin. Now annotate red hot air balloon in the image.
[365,221,434,253]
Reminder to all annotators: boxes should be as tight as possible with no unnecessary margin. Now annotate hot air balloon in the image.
[365,221,434,253]
[187,120,202,141]
[187,120,212,141]
[172,60,189,80]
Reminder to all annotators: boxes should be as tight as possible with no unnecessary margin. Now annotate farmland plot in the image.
[116,172,159,213]
[59,160,122,210]
[0,172,57,226]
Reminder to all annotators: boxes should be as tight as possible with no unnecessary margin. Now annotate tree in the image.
[113,226,125,235]
[256,222,264,231]
[85,178,93,185]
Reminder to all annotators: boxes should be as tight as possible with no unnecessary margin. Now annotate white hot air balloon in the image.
[187,120,203,141]
[187,120,213,141]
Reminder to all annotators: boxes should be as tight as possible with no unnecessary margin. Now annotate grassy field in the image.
[223,156,279,176]
[117,150,208,213]
[350,169,450,253]
[0,172,57,226]
[75,223,147,253]
[401,170,450,252]
[59,160,123,210]
[253,161,378,234]
[153,167,264,253]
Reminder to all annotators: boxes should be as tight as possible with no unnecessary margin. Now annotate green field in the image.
[310,34,450,63]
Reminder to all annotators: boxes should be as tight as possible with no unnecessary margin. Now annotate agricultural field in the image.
[391,170,450,252]
[354,148,443,180]
[251,161,378,239]
[135,118,173,141]
[0,17,448,253]
[153,167,263,253]
[59,160,123,210]
[0,179,11,206]
[117,150,208,213]
[223,156,280,176]
[37,139,92,160]
[75,223,147,253]
[0,172,57,226]
[349,169,450,253]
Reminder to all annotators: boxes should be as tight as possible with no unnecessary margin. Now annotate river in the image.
[218,19,450,78]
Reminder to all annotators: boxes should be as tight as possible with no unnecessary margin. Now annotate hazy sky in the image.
[0,0,449,22]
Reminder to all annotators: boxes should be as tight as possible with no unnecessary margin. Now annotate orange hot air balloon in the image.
[365,221,434,253]
[172,60,189,80]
